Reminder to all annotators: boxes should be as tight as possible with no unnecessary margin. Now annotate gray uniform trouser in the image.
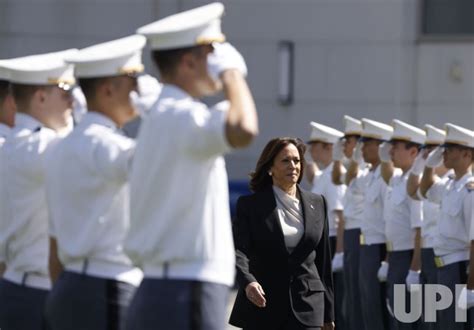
[45,271,137,330]
[126,278,229,330]
[0,278,49,330]
[330,236,347,330]
[343,228,364,330]
[386,250,421,330]
[359,243,389,330]
[420,248,438,330]
[437,260,473,330]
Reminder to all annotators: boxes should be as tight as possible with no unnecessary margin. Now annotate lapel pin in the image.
[310,204,314,209]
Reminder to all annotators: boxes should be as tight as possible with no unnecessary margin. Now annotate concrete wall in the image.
[0,0,472,179]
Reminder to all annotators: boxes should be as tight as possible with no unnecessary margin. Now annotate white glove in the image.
[332,140,344,162]
[331,252,344,272]
[377,261,389,282]
[405,270,421,292]
[207,42,247,81]
[130,75,162,116]
[425,147,444,169]
[352,141,364,166]
[458,287,474,310]
[378,142,392,163]
[410,152,426,176]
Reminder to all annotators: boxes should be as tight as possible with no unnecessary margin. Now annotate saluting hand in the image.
[245,281,266,308]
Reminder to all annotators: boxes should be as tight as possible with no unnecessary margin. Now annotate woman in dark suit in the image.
[229,137,335,330]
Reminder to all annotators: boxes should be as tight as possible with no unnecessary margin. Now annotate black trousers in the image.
[359,243,389,330]
[46,271,136,330]
[330,236,346,330]
[343,228,364,330]
[0,278,49,330]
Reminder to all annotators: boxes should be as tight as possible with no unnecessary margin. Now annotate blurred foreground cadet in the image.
[125,2,258,330]
[0,49,76,330]
[44,35,145,330]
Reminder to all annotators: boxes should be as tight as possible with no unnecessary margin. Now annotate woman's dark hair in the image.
[249,137,306,192]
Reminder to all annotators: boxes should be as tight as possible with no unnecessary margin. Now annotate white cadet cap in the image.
[391,119,426,145]
[2,49,77,85]
[65,35,146,78]
[0,61,10,81]
[424,124,445,145]
[308,122,344,144]
[343,115,362,136]
[137,2,226,50]
[444,123,474,148]
[361,118,393,141]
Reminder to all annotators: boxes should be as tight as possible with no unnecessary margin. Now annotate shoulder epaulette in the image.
[466,181,474,192]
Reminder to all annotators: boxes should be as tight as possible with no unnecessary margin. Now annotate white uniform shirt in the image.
[311,162,346,237]
[0,123,10,144]
[384,169,422,251]
[343,167,368,230]
[46,112,141,285]
[426,173,473,257]
[125,84,235,286]
[0,113,57,288]
[418,172,451,249]
[0,123,10,263]
[360,165,387,245]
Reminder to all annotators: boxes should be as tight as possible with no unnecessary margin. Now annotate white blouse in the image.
[273,186,305,252]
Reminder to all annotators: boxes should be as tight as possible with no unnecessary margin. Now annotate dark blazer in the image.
[229,185,334,329]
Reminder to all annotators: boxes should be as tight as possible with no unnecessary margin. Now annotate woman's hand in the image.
[323,322,335,330]
[245,281,266,308]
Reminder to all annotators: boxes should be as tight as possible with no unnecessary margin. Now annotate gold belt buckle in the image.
[360,234,366,245]
[386,241,393,252]
[434,256,444,268]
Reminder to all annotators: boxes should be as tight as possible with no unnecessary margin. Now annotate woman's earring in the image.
[268,171,272,176]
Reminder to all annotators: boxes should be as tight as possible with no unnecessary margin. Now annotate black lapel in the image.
[259,186,289,256]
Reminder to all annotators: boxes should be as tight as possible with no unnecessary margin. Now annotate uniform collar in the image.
[81,111,117,130]
[14,113,42,131]
[159,84,193,102]
[321,162,334,175]
[454,172,473,189]
[0,123,10,137]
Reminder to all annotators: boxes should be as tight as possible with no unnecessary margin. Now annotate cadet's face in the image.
[270,143,301,190]
[309,142,331,163]
[361,139,380,164]
[390,141,418,169]
[443,145,471,169]
[343,136,358,158]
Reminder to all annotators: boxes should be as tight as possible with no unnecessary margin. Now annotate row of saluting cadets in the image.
[0,2,473,330]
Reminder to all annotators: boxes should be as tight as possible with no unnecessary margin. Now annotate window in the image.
[421,0,474,37]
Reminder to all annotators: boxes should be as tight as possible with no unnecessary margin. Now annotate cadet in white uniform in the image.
[307,121,347,330]
[379,119,424,330]
[44,36,145,330]
[125,3,258,330]
[407,124,449,330]
[358,118,393,330]
[0,61,16,277]
[332,115,366,330]
[0,50,76,330]
[420,123,474,329]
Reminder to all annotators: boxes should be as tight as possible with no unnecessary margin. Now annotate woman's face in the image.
[270,143,301,190]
